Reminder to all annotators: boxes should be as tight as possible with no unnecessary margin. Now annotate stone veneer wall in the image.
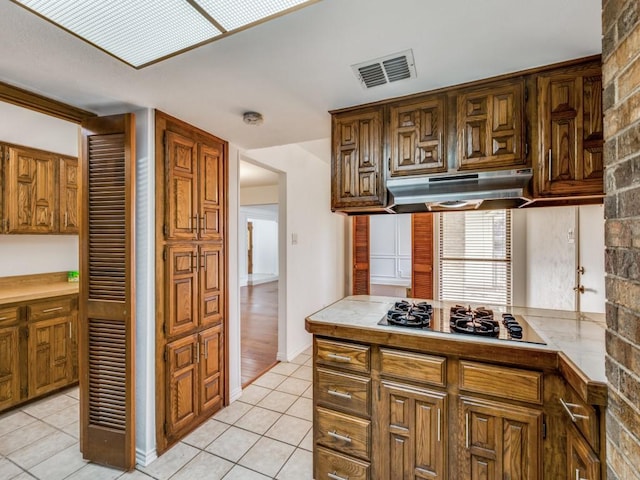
[602,0,640,478]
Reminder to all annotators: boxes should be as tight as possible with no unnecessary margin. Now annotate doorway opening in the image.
[239,161,281,387]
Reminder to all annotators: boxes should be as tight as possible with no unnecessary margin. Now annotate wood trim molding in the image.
[0,81,95,124]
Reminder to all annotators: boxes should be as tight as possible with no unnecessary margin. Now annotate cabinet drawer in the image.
[460,361,543,404]
[316,339,370,373]
[380,348,446,387]
[28,298,74,321]
[316,446,370,480]
[0,306,19,326]
[317,368,370,416]
[561,386,599,452]
[316,406,371,460]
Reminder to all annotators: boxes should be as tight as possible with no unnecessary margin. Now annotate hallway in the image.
[241,281,278,387]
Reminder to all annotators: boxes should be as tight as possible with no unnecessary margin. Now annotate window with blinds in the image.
[438,210,511,305]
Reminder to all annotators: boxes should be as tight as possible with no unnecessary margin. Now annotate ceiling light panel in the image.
[195,0,313,31]
[14,0,222,67]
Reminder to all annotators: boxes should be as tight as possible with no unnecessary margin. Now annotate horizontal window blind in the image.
[439,210,511,305]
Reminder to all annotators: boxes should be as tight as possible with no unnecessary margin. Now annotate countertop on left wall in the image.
[0,272,79,305]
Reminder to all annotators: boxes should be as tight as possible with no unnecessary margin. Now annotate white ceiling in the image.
[0,0,602,150]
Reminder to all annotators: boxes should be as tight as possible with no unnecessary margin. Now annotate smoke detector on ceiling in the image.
[352,49,417,89]
[243,111,264,125]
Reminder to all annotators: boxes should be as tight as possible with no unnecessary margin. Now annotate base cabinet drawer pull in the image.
[42,307,63,313]
[328,472,348,480]
[560,398,589,422]
[327,430,352,443]
[327,389,352,400]
[327,353,351,362]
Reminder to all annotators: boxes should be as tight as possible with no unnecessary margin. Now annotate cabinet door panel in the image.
[59,157,79,233]
[6,146,56,233]
[166,245,199,337]
[458,80,525,171]
[0,326,20,410]
[537,64,603,196]
[199,326,223,415]
[165,132,198,241]
[28,317,71,397]
[567,427,600,480]
[199,143,223,241]
[332,109,385,210]
[460,396,541,480]
[380,381,446,479]
[166,335,198,436]
[200,245,223,328]
[390,97,447,176]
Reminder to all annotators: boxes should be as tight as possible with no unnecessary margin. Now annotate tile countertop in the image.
[0,281,79,305]
[306,295,607,384]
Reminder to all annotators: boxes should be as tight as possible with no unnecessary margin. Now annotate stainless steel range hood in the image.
[387,167,533,213]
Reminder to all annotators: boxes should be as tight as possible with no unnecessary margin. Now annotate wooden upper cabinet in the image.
[457,79,526,171]
[536,63,603,197]
[5,145,56,233]
[332,107,385,211]
[389,96,447,176]
[59,157,79,233]
[165,132,225,241]
[166,131,198,241]
[199,142,224,241]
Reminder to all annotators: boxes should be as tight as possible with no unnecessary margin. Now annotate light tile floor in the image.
[0,350,314,480]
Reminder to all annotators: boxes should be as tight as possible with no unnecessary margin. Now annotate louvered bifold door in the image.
[412,213,434,299]
[79,114,136,470]
[352,216,370,295]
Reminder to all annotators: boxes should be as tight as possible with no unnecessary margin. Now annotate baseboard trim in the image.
[136,447,158,467]
[229,386,243,403]
[285,342,312,362]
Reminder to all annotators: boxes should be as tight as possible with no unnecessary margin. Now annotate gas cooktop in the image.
[378,300,546,345]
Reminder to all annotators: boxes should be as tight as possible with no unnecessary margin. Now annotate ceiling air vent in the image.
[352,49,417,89]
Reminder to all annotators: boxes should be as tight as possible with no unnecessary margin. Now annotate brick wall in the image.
[602,0,640,478]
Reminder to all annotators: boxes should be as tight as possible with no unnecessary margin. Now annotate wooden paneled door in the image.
[79,113,136,470]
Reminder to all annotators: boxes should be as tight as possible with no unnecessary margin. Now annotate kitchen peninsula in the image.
[306,295,606,480]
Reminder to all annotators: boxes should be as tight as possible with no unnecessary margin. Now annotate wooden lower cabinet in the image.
[0,323,20,410]
[567,426,600,480]
[0,295,78,413]
[378,381,447,479]
[165,325,224,440]
[28,315,74,397]
[459,396,542,480]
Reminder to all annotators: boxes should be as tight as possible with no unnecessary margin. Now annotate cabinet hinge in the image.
[163,247,167,261]
[525,143,529,157]
[163,349,168,361]
[163,422,168,435]
[162,322,166,335]
[163,224,168,237]
[542,420,546,439]
[21,387,28,397]
[524,86,529,103]
[25,328,29,338]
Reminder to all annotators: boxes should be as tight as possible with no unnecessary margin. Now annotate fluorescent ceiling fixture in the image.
[196,0,311,31]
[12,0,318,68]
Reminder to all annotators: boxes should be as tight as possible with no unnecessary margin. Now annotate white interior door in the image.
[577,205,606,313]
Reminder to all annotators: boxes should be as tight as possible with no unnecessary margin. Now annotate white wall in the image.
[132,108,156,466]
[240,185,279,205]
[242,143,346,361]
[0,102,79,277]
[238,205,279,285]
